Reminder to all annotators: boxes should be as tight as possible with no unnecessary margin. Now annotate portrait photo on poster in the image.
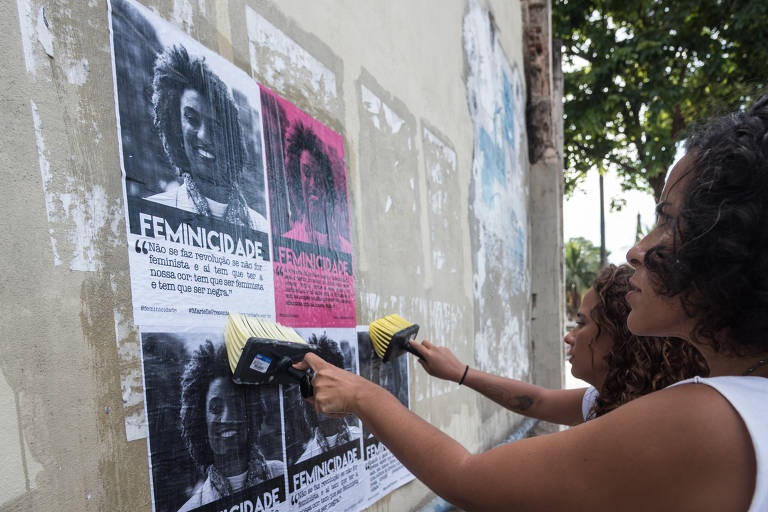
[283,328,361,468]
[109,0,277,328]
[141,332,286,512]
[260,87,352,254]
[110,0,268,234]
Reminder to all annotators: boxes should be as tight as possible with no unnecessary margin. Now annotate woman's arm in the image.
[299,353,754,511]
[411,340,586,426]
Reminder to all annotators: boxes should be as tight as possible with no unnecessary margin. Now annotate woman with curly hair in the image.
[178,341,283,512]
[280,120,352,252]
[412,264,706,425]
[299,95,768,510]
[146,45,268,232]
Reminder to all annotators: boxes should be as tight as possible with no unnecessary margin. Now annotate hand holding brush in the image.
[409,341,469,383]
[294,353,374,418]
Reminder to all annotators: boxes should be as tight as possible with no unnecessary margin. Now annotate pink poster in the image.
[260,86,355,327]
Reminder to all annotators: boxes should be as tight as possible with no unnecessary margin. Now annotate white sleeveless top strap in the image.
[581,386,599,421]
[670,376,768,512]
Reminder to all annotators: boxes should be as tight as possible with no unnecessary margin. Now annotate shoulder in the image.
[265,459,285,479]
[177,481,204,512]
[247,208,269,232]
[145,184,197,213]
[570,383,754,509]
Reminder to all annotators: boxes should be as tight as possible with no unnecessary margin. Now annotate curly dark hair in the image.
[587,265,708,419]
[179,341,270,470]
[644,94,768,356]
[285,121,337,216]
[152,45,245,184]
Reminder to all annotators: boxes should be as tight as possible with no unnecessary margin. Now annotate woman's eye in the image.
[184,109,200,127]
[208,399,222,414]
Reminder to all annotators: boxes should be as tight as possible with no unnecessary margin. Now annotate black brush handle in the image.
[404,340,425,361]
[278,357,314,397]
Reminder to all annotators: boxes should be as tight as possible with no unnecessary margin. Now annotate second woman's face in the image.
[564,288,612,388]
[625,155,696,340]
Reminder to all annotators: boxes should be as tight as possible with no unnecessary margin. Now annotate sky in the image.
[563,143,686,265]
[563,169,657,265]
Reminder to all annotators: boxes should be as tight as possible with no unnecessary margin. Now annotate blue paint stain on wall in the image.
[502,72,516,151]
[479,69,518,207]
[479,127,504,205]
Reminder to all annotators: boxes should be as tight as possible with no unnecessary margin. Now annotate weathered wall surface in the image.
[0,0,562,510]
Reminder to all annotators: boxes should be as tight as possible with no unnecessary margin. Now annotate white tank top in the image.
[581,386,598,421]
[670,376,768,512]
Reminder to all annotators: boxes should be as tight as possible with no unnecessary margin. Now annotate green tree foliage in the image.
[554,0,768,200]
[565,237,603,319]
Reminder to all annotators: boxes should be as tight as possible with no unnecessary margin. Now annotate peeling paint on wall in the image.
[64,57,89,85]
[36,7,54,58]
[422,126,462,282]
[356,73,424,287]
[361,85,405,135]
[464,0,530,379]
[16,0,38,74]
[171,0,195,33]
[0,373,42,507]
[245,6,337,111]
[30,100,62,266]
[110,268,146,441]
[29,99,123,271]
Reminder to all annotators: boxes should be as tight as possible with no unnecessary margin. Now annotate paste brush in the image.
[224,313,316,397]
[368,314,423,362]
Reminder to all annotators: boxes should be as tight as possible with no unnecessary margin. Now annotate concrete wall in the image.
[0,0,562,510]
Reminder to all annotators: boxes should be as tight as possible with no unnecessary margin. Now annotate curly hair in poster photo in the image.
[178,341,283,511]
[151,45,261,229]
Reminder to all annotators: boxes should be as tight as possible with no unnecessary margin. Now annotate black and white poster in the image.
[110,0,274,328]
[142,332,287,512]
[283,329,364,512]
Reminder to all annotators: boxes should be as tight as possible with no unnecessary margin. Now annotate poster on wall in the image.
[357,329,415,505]
[109,0,274,328]
[141,331,288,512]
[260,88,355,328]
[283,328,365,511]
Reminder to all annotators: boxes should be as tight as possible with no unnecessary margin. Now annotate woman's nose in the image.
[564,329,575,345]
[626,240,647,269]
[197,118,212,145]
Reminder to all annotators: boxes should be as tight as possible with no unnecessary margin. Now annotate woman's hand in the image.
[410,340,466,382]
[295,353,376,418]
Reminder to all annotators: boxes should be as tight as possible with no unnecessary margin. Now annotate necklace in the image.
[742,358,768,376]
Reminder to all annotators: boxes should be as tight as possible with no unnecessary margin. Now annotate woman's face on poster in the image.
[299,149,328,225]
[206,376,249,462]
[180,88,229,203]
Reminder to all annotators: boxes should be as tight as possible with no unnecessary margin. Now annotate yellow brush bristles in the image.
[224,313,306,374]
[369,314,413,359]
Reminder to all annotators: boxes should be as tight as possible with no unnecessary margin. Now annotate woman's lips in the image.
[626,280,641,302]
[195,146,215,161]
